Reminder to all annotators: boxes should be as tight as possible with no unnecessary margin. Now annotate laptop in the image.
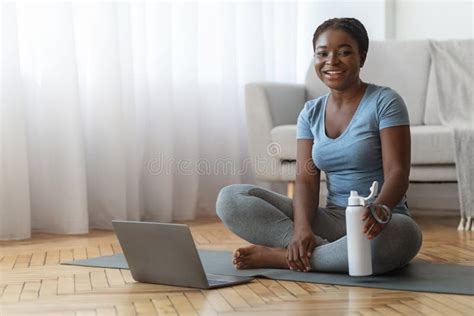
[112,220,254,289]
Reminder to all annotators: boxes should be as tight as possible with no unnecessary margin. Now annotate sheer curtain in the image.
[1,1,319,240]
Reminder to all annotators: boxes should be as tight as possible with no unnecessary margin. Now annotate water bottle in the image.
[345,181,378,276]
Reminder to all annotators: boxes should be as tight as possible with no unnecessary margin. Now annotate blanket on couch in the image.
[430,40,474,230]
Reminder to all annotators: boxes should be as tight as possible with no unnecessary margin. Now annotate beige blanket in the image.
[430,40,474,230]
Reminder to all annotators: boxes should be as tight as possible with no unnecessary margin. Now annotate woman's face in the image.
[314,28,364,91]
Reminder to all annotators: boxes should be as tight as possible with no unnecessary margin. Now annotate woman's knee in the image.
[393,215,423,257]
[215,184,256,225]
[372,214,423,274]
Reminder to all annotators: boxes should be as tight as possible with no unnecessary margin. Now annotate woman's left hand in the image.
[362,205,387,240]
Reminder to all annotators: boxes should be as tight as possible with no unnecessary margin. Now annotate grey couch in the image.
[245,40,460,202]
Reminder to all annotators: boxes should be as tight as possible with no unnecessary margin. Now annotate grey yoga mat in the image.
[62,250,474,295]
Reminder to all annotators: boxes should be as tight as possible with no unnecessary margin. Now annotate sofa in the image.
[245,40,462,208]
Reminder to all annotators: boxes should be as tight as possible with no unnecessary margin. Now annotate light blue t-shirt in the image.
[296,83,410,215]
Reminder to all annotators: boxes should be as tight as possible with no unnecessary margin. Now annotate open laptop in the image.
[112,220,254,289]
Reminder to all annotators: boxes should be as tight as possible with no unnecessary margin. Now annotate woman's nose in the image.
[326,52,339,65]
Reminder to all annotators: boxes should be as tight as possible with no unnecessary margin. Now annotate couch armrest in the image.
[245,82,306,181]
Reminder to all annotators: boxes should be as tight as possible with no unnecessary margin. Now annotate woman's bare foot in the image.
[232,245,289,270]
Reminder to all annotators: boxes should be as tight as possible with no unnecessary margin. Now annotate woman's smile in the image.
[322,68,346,80]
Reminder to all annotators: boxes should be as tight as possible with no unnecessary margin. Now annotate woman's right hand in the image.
[287,227,317,272]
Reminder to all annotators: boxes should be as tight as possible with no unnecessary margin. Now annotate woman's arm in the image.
[363,125,411,239]
[293,140,320,229]
[287,139,320,271]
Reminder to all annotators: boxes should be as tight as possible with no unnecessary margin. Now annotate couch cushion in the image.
[271,125,297,160]
[277,159,456,182]
[410,165,457,182]
[359,41,431,125]
[272,124,455,165]
[411,125,455,164]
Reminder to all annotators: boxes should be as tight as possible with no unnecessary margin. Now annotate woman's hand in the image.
[287,227,316,272]
[362,205,388,239]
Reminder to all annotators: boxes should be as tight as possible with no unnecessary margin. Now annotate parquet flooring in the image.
[0,214,473,315]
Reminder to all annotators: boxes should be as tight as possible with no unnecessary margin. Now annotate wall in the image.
[295,0,390,81]
[393,0,473,40]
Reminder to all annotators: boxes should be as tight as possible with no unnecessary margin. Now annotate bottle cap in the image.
[348,191,364,206]
[347,181,379,206]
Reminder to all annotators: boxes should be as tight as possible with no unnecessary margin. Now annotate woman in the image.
[216,18,422,274]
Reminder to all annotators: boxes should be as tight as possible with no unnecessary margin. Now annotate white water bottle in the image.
[345,181,379,276]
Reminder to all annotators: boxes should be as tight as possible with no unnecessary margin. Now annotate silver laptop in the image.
[112,220,253,289]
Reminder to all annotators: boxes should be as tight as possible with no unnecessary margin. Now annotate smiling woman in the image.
[313,19,368,93]
[217,18,423,275]
[313,27,367,139]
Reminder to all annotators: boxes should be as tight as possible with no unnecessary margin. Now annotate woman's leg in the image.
[216,184,422,274]
[310,213,423,274]
[216,184,345,248]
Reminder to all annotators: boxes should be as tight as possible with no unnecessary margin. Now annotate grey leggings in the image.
[216,184,423,275]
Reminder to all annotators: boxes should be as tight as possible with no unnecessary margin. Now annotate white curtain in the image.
[1,1,324,240]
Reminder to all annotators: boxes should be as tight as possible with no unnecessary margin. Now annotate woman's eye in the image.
[316,52,328,58]
[338,50,352,56]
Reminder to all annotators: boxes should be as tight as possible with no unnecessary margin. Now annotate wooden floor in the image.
[0,214,473,315]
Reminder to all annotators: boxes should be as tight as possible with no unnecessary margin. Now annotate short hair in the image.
[312,18,369,65]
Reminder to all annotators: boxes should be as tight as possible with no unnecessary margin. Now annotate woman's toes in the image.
[237,259,247,269]
[233,248,247,267]
[236,246,255,257]
[234,253,250,269]
[233,250,240,259]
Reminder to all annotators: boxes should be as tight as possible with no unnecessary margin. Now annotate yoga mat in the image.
[63,250,474,295]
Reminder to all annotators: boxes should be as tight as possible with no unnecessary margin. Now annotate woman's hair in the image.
[312,18,369,64]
